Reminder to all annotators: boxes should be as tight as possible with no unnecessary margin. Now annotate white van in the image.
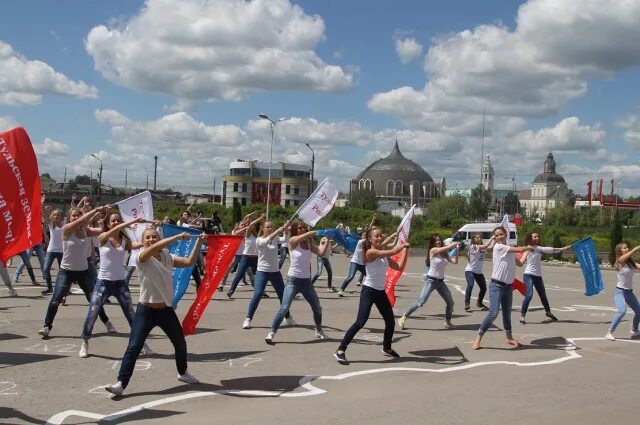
[444,222,518,247]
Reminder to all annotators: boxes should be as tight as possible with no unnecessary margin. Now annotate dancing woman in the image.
[41,207,65,295]
[265,219,329,344]
[519,232,571,324]
[105,228,205,396]
[605,243,640,341]
[472,226,532,350]
[334,227,409,364]
[464,234,495,311]
[398,234,459,330]
[227,213,263,297]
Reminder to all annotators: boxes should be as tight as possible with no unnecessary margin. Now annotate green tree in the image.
[503,192,520,215]
[610,208,623,266]
[469,184,491,220]
[74,174,91,185]
[232,198,242,224]
[427,195,468,227]
[552,232,563,260]
[350,188,378,210]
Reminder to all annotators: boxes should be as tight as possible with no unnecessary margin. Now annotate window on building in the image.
[285,199,290,207]
[241,198,246,206]
[241,183,247,192]
[233,182,238,192]
[293,200,299,206]
[285,185,291,194]
[294,185,299,195]
[230,168,250,176]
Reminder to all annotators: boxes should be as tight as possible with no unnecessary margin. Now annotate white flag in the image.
[296,178,339,227]
[115,190,154,242]
[499,214,509,232]
[396,204,416,246]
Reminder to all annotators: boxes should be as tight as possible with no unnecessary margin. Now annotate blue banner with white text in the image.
[315,229,360,254]
[162,224,204,308]
[572,237,604,296]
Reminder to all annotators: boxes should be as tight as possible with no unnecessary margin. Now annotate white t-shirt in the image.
[524,246,557,276]
[47,224,64,253]
[427,255,448,280]
[491,243,516,284]
[257,237,280,273]
[288,244,312,279]
[97,239,127,281]
[363,257,388,290]
[465,244,485,274]
[617,264,636,290]
[136,249,175,306]
[351,240,365,265]
[61,234,88,271]
[242,234,258,256]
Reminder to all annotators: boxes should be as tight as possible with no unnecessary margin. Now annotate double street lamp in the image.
[305,142,315,195]
[90,154,103,199]
[258,114,288,219]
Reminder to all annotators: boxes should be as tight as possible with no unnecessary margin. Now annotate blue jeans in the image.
[246,271,288,320]
[0,261,12,289]
[271,277,322,332]
[404,277,454,321]
[478,281,513,337]
[609,287,640,332]
[44,269,110,328]
[14,251,37,282]
[14,244,46,280]
[339,285,395,351]
[82,279,135,339]
[228,255,257,293]
[520,274,551,316]
[464,271,487,306]
[311,256,333,288]
[43,251,63,290]
[117,304,187,389]
[340,263,366,291]
[278,247,289,269]
[125,265,136,285]
[221,255,240,286]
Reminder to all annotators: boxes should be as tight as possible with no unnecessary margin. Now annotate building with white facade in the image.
[518,153,568,217]
[222,160,311,208]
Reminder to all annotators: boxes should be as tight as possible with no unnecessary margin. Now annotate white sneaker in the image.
[265,331,275,344]
[105,321,117,333]
[178,371,199,384]
[242,318,251,329]
[315,328,328,339]
[8,288,17,297]
[141,344,154,356]
[398,315,407,330]
[283,316,297,327]
[444,321,455,329]
[38,326,50,338]
[605,331,616,341]
[105,381,124,396]
[79,341,89,358]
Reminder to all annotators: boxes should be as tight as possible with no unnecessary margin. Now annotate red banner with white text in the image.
[0,127,42,263]
[384,205,415,306]
[182,234,243,335]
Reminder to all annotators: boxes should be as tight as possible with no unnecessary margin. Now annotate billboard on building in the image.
[252,182,281,205]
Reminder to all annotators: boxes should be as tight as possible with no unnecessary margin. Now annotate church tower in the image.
[481,154,494,193]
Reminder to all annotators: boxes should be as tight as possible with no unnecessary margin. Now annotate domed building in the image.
[518,152,569,217]
[350,141,445,211]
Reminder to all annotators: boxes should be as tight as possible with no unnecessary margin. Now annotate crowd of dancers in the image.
[1,196,640,396]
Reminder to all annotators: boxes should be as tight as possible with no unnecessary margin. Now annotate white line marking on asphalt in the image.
[45,337,640,424]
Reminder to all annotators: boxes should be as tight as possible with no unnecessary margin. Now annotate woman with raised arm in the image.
[105,228,205,396]
[337,214,377,296]
[242,219,294,329]
[311,239,337,292]
[227,213,263,297]
[472,226,533,350]
[40,207,65,295]
[398,234,459,330]
[519,232,572,324]
[334,227,409,364]
[464,234,495,311]
[265,219,329,344]
[605,243,640,341]
[78,213,152,358]
[38,207,115,339]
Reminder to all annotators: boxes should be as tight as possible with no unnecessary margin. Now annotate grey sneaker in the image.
[38,326,50,338]
[283,316,297,327]
[242,318,251,329]
[178,371,199,384]
[105,381,124,396]
[79,341,89,358]
[141,343,154,356]
[8,288,18,297]
[315,328,328,339]
[265,331,275,344]
[105,321,117,333]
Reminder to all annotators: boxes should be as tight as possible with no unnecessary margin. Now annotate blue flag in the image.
[572,237,604,296]
[162,224,203,308]
[316,228,360,254]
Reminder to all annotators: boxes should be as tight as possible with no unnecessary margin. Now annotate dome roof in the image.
[533,173,565,183]
[355,142,433,196]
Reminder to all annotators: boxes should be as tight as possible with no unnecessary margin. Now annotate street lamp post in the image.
[258,114,288,219]
[90,154,103,199]
[305,142,315,196]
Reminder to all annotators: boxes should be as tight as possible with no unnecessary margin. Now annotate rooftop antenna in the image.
[480,109,485,183]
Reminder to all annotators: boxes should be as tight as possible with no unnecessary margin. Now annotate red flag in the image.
[598,178,603,202]
[384,252,405,306]
[182,234,243,335]
[610,179,615,202]
[512,278,526,296]
[586,180,592,206]
[0,127,42,263]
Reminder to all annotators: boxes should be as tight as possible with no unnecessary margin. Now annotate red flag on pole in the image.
[385,205,415,306]
[598,178,603,202]
[611,179,615,202]
[512,278,526,296]
[0,127,42,263]
[586,180,592,206]
[182,235,243,335]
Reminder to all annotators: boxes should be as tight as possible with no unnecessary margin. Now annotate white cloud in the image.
[85,0,354,105]
[0,115,19,132]
[616,114,640,152]
[33,138,71,171]
[394,35,423,64]
[0,41,98,106]
[370,0,640,126]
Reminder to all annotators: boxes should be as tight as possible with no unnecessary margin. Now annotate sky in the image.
[2,0,640,198]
